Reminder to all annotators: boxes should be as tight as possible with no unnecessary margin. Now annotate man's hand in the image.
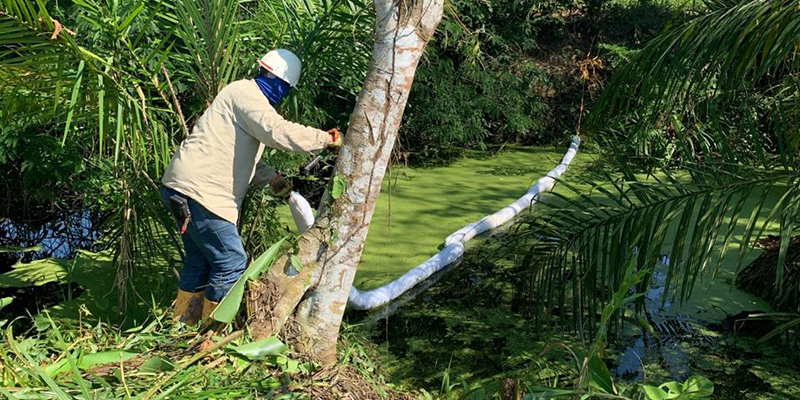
[326,128,343,148]
[253,161,291,198]
[251,161,277,189]
[269,174,292,198]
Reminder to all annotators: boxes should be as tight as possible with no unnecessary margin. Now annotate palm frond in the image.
[0,0,195,311]
[1,0,374,312]
[592,0,800,125]
[173,0,241,105]
[246,0,373,123]
[590,0,800,171]
[513,168,797,337]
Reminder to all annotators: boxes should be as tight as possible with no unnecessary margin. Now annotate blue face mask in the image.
[254,73,292,106]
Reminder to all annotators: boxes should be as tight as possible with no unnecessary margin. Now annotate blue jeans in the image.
[161,186,247,302]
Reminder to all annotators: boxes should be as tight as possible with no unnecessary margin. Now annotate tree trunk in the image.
[246,0,444,364]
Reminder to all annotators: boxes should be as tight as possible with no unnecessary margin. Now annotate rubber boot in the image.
[173,289,204,325]
[202,298,220,321]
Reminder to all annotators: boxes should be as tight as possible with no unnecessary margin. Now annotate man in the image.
[161,49,342,325]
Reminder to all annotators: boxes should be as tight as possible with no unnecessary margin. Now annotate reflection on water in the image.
[614,269,699,382]
[351,248,798,397]
[0,210,103,272]
[0,210,101,330]
[0,281,85,330]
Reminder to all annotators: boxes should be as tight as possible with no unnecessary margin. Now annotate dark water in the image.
[0,282,85,327]
[613,270,697,382]
[0,211,100,328]
[0,210,103,272]
[350,249,800,397]
[347,245,578,388]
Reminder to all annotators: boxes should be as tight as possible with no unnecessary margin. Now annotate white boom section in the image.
[287,136,581,310]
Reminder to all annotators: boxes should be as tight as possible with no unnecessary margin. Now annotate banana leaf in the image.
[0,245,42,253]
[45,350,139,376]
[211,238,286,323]
[229,336,288,360]
[0,296,12,310]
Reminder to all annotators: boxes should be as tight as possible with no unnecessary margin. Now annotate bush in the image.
[397,48,552,163]
[397,0,609,164]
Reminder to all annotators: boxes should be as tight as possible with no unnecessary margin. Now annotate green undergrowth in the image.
[0,310,411,399]
[0,249,175,329]
[2,145,796,398]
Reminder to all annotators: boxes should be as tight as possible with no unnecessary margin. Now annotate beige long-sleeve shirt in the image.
[162,79,328,225]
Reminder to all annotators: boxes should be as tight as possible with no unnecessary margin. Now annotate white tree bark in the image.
[247,0,444,364]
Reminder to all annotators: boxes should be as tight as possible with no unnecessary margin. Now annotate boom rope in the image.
[286,136,581,310]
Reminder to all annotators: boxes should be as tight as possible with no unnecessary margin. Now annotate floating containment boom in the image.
[287,136,581,310]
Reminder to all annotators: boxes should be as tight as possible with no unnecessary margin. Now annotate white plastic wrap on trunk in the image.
[285,136,581,310]
[288,191,314,234]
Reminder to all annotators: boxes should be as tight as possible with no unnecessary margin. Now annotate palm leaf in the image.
[515,168,797,331]
[590,0,800,167]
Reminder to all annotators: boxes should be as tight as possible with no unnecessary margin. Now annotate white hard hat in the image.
[258,49,302,87]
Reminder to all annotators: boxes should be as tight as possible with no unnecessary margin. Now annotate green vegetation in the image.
[396,0,686,162]
[0,314,408,399]
[3,0,800,398]
[0,0,373,310]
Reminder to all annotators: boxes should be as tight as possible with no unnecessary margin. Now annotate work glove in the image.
[251,161,277,189]
[327,128,343,149]
[269,173,292,198]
